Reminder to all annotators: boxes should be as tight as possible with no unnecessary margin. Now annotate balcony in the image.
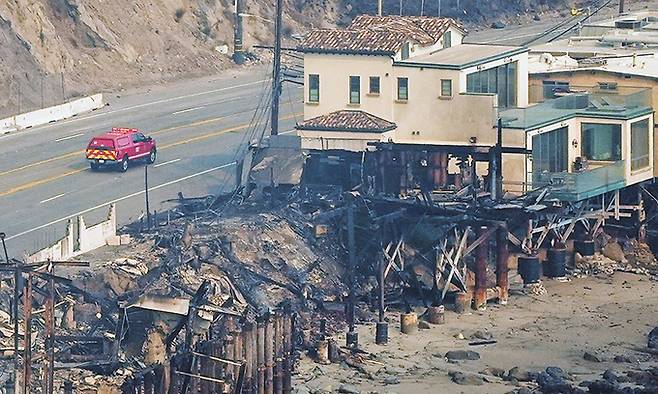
[498,86,652,130]
[531,160,626,201]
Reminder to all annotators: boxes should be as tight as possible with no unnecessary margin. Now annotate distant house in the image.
[295,15,655,201]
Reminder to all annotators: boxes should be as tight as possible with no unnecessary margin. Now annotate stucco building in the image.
[295,15,655,201]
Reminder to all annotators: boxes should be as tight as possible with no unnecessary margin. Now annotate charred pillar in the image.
[428,151,448,189]
[243,323,254,394]
[257,316,266,394]
[474,226,488,310]
[273,311,283,394]
[282,307,292,394]
[22,274,32,394]
[375,243,388,345]
[496,227,509,304]
[345,193,358,348]
[264,313,274,394]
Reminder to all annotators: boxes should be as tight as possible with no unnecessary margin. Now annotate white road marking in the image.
[39,193,66,204]
[55,133,84,142]
[6,162,236,241]
[172,107,204,115]
[280,129,296,135]
[154,158,181,168]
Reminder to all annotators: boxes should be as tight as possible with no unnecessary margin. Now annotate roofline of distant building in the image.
[393,46,530,70]
[298,48,396,56]
[504,107,655,132]
[529,68,658,82]
[295,124,397,133]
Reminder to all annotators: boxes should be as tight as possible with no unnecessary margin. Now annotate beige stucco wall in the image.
[524,114,655,189]
[529,71,658,176]
[298,129,394,152]
[304,53,395,121]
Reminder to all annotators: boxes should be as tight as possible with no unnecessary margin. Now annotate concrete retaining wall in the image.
[0,93,104,133]
[27,204,120,263]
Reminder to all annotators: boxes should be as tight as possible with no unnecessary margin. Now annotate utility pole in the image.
[377,0,382,15]
[271,0,283,136]
[233,0,245,64]
[345,193,358,348]
[438,0,441,17]
[144,165,151,229]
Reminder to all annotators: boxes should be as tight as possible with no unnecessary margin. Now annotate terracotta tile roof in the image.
[296,110,397,133]
[299,15,463,55]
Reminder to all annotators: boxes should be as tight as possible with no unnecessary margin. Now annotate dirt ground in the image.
[293,272,658,393]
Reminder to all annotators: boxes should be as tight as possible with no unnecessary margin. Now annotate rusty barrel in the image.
[574,239,595,256]
[427,305,445,324]
[316,340,329,364]
[400,312,418,334]
[454,292,471,313]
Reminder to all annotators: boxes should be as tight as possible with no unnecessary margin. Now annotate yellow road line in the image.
[0,169,86,198]
[0,111,248,178]
[0,113,301,199]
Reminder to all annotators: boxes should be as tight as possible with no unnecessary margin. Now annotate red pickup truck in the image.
[85,128,157,172]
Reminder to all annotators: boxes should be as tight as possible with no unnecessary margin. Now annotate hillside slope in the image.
[0,0,572,117]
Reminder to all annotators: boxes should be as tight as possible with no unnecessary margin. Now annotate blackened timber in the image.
[264,315,274,394]
[345,193,358,348]
[273,312,283,394]
[474,226,488,310]
[257,317,265,394]
[22,273,32,394]
[496,227,510,304]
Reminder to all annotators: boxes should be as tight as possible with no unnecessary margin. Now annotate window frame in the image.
[308,74,320,103]
[401,42,410,60]
[631,118,651,171]
[581,123,622,162]
[369,76,380,95]
[397,77,409,101]
[349,75,361,104]
[443,31,452,49]
[440,79,452,98]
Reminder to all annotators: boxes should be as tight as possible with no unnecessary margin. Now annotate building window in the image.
[308,74,319,103]
[542,80,570,99]
[582,123,622,162]
[401,42,410,60]
[369,76,380,94]
[631,119,650,170]
[443,31,452,49]
[349,76,360,104]
[532,127,568,175]
[397,77,408,101]
[440,79,452,97]
[598,82,618,91]
[466,61,518,107]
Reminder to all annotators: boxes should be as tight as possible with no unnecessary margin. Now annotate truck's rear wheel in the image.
[119,156,129,172]
[90,162,99,171]
[148,148,157,164]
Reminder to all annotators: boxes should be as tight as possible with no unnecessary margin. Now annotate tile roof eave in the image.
[295,124,397,133]
[298,48,397,56]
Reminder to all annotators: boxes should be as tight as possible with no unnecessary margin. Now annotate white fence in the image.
[0,93,104,133]
[27,204,127,263]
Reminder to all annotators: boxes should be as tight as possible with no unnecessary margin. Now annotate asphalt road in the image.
[0,64,303,257]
